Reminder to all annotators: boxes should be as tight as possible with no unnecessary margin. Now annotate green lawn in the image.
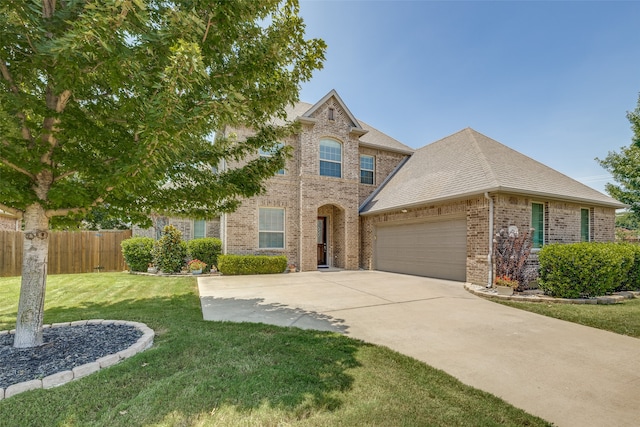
[499,297,640,339]
[0,273,549,426]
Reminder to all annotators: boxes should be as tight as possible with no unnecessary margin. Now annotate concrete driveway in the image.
[198,270,640,427]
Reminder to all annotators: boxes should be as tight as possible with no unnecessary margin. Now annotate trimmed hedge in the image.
[121,237,155,272]
[538,242,637,298]
[618,243,640,292]
[218,255,288,275]
[187,238,222,269]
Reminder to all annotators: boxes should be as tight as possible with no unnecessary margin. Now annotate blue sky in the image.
[297,0,640,194]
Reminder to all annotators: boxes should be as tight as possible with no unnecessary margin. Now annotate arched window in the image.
[319,139,342,178]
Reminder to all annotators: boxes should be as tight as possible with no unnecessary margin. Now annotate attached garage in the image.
[374,217,467,281]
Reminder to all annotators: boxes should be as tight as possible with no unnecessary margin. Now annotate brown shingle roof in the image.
[361,128,624,214]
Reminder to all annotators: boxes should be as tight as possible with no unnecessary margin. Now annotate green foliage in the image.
[0,0,325,223]
[538,243,636,298]
[120,237,155,272]
[618,243,640,291]
[218,255,288,275]
[0,0,324,346]
[598,92,640,218]
[187,237,222,269]
[152,225,187,273]
[616,212,640,230]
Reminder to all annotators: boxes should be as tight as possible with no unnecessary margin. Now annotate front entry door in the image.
[317,216,328,266]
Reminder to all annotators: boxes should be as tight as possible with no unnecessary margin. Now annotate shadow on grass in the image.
[0,292,364,427]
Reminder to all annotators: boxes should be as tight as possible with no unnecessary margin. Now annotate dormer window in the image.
[328,108,335,121]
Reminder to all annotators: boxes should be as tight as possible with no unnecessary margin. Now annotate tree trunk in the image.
[13,203,50,348]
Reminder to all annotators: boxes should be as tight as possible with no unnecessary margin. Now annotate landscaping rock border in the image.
[0,320,154,400]
[465,283,640,304]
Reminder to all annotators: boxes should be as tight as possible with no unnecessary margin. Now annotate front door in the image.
[317,216,328,266]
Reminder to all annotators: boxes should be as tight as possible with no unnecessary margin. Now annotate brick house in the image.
[135,90,624,285]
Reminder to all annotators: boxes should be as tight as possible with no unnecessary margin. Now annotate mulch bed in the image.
[0,324,142,389]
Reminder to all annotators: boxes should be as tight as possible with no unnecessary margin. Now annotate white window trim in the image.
[360,154,375,185]
[319,139,342,178]
[258,207,285,250]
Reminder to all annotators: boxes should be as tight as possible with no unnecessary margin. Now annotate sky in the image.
[296,0,640,195]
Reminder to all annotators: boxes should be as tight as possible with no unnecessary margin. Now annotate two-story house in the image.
[135,89,625,285]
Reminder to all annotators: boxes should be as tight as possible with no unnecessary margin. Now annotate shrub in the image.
[187,237,222,269]
[120,237,155,272]
[152,225,188,273]
[538,242,635,298]
[218,255,288,275]
[493,227,537,290]
[618,243,640,291]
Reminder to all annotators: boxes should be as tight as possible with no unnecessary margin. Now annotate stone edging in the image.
[465,283,640,304]
[0,320,154,400]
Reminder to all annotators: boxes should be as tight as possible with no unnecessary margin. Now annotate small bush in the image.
[121,237,155,272]
[493,227,537,290]
[538,242,635,298]
[618,243,640,291]
[152,225,188,273]
[187,238,222,269]
[218,255,288,275]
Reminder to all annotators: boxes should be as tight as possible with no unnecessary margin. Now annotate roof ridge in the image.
[465,128,500,188]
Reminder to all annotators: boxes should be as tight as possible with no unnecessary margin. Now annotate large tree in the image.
[0,0,325,348]
[599,92,640,217]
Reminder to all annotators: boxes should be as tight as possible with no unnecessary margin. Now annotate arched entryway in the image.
[317,204,346,269]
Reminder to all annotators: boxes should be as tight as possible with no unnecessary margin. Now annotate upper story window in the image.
[360,155,375,185]
[259,142,285,175]
[319,139,342,178]
[328,108,335,120]
[531,202,545,249]
[581,208,591,242]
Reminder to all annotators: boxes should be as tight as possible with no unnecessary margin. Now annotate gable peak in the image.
[302,89,363,130]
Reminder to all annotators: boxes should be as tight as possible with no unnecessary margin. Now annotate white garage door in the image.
[375,217,467,281]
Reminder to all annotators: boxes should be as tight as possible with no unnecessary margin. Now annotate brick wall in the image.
[360,193,617,285]
[224,96,367,271]
[358,147,407,205]
[0,215,19,231]
[493,194,616,244]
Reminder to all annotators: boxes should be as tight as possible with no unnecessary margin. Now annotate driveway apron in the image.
[198,270,640,427]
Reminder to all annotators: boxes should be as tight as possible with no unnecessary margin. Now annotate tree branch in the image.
[1,61,35,143]
[0,203,24,218]
[0,158,35,179]
[45,187,113,218]
[52,170,78,182]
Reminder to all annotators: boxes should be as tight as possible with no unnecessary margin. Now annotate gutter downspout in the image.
[485,192,494,288]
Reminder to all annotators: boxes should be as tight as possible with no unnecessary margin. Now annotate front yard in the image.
[0,273,549,426]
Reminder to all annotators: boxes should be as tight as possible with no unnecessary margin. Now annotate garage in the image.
[374,217,467,281]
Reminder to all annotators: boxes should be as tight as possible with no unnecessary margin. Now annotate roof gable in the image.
[283,90,414,154]
[302,89,362,130]
[361,128,624,213]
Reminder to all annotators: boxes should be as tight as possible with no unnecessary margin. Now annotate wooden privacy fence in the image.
[0,230,132,277]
